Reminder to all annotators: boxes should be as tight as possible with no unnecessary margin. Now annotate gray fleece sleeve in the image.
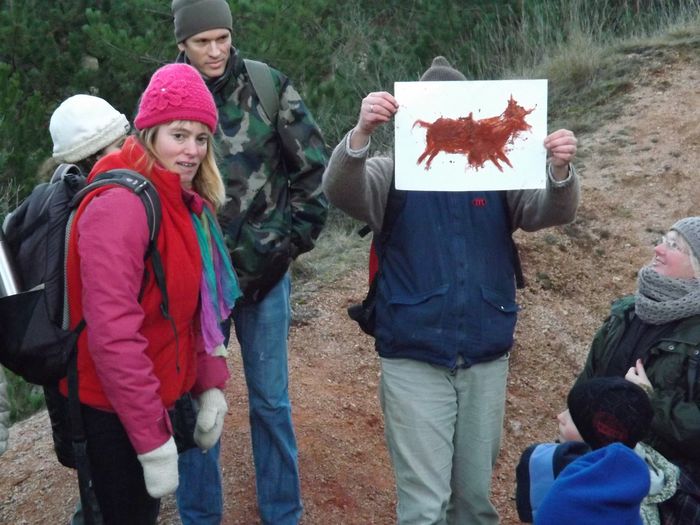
[322,131,394,233]
[323,130,580,234]
[506,163,581,232]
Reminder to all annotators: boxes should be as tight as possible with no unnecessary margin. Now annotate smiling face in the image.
[152,121,209,190]
[650,230,696,279]
[178,28,232,79]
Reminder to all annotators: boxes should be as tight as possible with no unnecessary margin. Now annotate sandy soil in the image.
[0,52,698,524]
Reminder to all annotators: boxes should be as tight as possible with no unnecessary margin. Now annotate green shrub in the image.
[5,368,45,424]
[1,0,698,195]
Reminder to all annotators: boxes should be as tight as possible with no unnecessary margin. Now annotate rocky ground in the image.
[0,51,698,524]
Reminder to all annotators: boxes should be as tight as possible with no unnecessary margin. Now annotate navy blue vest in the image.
[374,190,518,368]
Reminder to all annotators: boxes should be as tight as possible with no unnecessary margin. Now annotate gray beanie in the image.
[172,0,233,43]
[50,95,130,163]
[420,56,467,82]
[672,217,700,260]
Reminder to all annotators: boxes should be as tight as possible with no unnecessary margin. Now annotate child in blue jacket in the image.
[516,376,678,524]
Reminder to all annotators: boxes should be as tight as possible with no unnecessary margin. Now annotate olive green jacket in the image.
[577,295,700,467]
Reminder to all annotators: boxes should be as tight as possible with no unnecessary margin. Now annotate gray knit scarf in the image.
[635,266,700,325]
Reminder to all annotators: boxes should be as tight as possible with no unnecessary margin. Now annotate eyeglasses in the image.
[657,234,687,253]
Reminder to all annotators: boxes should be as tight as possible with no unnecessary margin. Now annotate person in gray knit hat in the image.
[576,216,700,523]
[172,0,232,44]
[322,56,580,525]
[670,216,700,276]
[170,1,329,525]
[172,0,234,79]
[420,55,468,81]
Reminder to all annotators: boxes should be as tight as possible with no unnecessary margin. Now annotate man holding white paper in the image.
[322,56,580,524]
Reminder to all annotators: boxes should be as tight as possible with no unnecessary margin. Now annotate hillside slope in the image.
[0,52,698,524]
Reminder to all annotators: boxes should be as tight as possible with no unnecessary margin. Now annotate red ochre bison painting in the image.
[412,95,535,172]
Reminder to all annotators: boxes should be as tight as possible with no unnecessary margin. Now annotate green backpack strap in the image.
[243,58,279,124]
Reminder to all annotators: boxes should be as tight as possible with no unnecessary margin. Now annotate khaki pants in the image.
[380,355,509,525]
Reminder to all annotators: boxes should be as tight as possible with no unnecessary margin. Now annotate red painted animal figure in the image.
[413,95,535,172]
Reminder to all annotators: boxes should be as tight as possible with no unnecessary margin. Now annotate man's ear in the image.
[178,42,186,52]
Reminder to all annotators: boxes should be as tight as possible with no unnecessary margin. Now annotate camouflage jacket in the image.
[182,49,329,302]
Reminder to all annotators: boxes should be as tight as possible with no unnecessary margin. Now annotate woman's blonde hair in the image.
[138,122,226,209]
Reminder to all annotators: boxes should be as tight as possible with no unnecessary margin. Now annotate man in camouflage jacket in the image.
[171,2,328,524]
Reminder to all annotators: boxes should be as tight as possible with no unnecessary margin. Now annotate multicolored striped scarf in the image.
[190,206,241,355]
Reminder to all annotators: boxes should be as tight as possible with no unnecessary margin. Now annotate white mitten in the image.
[194,388,227,451]
[137,436,178,498]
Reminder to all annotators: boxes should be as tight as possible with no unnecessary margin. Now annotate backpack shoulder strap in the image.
[66,346,102,524]
[50,163,83,186]
[500,192,525,289]
[357,170,406,239]
[368,171,406,281]
[70,170,169,317]
[244,58,279,123]
[76,170,161,244]
[378,171,406,243]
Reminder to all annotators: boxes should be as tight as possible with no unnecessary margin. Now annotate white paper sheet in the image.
[394,79,548,191]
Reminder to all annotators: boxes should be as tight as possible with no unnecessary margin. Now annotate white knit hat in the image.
[50,95,130,163]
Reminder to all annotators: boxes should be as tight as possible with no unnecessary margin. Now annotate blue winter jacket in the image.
[322,132,581,369]
[374,190,519,368]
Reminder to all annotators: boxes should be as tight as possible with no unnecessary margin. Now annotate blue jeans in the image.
[176,273,301,525]
[176,440,223,525]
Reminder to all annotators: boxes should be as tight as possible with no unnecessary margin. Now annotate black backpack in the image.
[0,164,166,525]
[0,164,166,384]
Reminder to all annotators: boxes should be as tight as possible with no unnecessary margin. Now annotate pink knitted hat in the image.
[135,63,218,133]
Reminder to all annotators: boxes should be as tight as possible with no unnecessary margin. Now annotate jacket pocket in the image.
[647,342,692,393]
[383,284,449,349]
[480,285,519,350]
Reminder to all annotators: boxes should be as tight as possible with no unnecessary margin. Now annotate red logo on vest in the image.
[472,197,487,207]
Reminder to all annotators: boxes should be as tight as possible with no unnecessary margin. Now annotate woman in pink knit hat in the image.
[59,63,240,524]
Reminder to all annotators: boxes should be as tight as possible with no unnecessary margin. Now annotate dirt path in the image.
[1,54,698,524]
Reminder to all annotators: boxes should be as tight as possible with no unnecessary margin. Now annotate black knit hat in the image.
[567,377,653,450]
[172,0,233,43]
[420,56,467,81]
